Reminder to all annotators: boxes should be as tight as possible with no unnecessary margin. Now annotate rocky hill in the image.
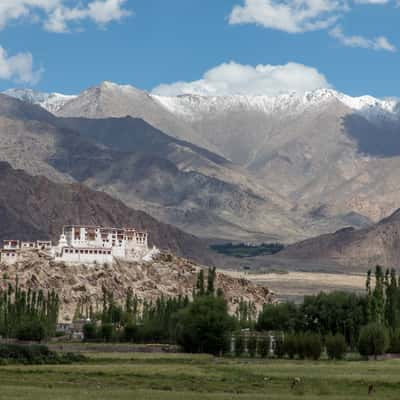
[0,161,218,266]
[276,208,400,269]
[0,251,273,322]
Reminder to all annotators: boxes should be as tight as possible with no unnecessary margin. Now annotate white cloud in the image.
[0,0,132,33]
[330,26,396,52]
[0,46,42,84]
[229,0,347,33]
[354,0,389,4]
[152,61,331,97]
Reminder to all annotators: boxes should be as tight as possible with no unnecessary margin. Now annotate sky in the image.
[0,0,399,98]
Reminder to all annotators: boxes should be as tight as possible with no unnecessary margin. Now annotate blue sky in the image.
[0,0,399,98]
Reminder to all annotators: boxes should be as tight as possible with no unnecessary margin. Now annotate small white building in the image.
[1,239,53,264]
[53,225,153,265]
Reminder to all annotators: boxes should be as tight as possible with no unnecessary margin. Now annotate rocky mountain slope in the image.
[276,208,400,269]
[0,93,304,242]
[47,83,400,232]
[0,251,273,322]
[0,162,219,266]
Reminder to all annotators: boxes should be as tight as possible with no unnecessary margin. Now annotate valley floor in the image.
[223,270,366,302]
[0,352,400,399]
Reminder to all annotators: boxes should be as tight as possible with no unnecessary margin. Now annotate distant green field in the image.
[0,352,399,399]
[210,243,284,258]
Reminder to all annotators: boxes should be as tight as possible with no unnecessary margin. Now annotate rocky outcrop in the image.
[0,251,273,322]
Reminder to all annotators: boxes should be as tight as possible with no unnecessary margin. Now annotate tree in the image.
[257,303,297,332]
[258,335,270,358]
[124,323,138,342]
[100,323,114,342]
[83,323,97,341]
[196,270,205,296]
[234,333,245,357]
[303,333,322,360]
[283,333,297,359]
[358,323,389,359]
[16,320,46,342]
[325,333,347,360]
[176,295,235,355]
[207,267,216,295]
[273,332,285,358]
[247,334,257,357]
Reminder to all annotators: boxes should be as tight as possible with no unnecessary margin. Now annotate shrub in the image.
[83,323,97,341]
[16,320,46,342]
[358,323,389,359]
[296,334,306,360]
[0,344,86,365]
[284,333,297,359]
[258,335,270,358]
[304,333,322,360]
[234,333,245,357]
[247,334,257,357]
[274,332,285,358]
[124,323,138,342]
[100,323,114,342]
[325,333,347,360]
[388,328,400,354]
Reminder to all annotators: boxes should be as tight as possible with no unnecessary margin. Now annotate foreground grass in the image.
[0,353,399,399]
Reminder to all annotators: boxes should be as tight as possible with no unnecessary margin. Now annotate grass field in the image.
[0,352,399,399]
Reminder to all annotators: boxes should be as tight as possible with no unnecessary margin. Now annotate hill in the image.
[276,208,400,269]
[0,251,273,322]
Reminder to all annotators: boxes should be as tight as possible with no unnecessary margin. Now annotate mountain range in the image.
[4,83,400,249]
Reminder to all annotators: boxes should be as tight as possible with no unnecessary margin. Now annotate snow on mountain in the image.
[3,89,76,114]
[5,84,399,124]
[153,88,400,123]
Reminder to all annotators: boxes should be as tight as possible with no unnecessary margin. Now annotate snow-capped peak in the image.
[3,88,77,114]
[152,88,400,123]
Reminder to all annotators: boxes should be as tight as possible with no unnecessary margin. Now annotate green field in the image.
[0,352,399,399]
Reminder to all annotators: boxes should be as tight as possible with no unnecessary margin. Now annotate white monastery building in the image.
[0,225,159,265]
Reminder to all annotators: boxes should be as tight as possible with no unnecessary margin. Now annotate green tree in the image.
[325,333,347,360]
[258,335,270,358]
[100,323,114,342]
[83,323,97,341]
[283,333,297,359]
[247,334,257,358]
[359,322,389,359]
[273,332,285,358]
[176,295,235,355]
[234,333,245,357]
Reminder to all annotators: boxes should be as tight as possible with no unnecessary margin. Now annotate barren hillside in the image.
[0,251,273,322]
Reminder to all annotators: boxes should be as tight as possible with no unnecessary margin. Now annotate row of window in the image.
[64,249,112,255]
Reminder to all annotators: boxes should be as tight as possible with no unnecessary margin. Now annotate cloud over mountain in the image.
[0,46,41,84]
[151,61,331,96]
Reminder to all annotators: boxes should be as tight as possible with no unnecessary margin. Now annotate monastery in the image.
[0,225,159,265]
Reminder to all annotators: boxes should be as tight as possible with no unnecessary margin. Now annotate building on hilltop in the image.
[0,225,159,265]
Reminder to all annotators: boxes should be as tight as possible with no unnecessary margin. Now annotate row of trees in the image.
[255,266,400,358]
[0,280,59,341]
[78,265,400,358]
